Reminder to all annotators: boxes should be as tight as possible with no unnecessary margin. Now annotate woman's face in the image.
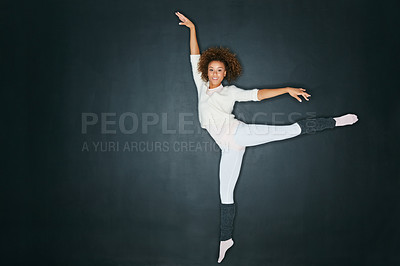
[208,61,226,88]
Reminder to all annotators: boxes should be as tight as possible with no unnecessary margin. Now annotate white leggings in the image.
[208,121,302,204]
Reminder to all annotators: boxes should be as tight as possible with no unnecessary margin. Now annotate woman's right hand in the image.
[175,11,195,29]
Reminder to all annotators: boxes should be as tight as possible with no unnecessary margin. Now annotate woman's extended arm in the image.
[257,87,311,102]
[175,11,200,55]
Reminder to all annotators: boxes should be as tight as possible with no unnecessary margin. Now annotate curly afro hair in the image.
[198,46,242,83]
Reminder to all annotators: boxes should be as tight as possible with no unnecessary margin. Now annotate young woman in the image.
[175,11,358,263]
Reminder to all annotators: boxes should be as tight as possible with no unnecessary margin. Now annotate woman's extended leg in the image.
[234,114,358,147]
[233,121,302,147]
[217,148,245,263]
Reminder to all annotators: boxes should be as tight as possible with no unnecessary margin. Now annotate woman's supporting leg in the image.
[218,204,235,263]
[219,148,245,204]
[218,148,245,263]
[220,203,235,241]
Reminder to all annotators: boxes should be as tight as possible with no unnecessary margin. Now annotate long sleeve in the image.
[190,54,204,95]
[230,85,260,102]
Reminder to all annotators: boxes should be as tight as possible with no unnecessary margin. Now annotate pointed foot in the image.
[334,114,358,127]
[217,238,234,263]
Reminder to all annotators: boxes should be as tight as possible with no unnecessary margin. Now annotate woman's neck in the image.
[209,83,221,89]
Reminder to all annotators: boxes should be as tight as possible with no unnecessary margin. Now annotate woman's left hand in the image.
[287,87,311,102]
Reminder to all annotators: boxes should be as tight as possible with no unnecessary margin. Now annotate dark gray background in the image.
[3,0,400,265]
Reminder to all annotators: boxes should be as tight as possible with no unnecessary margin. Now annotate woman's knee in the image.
[292,122,302,135]
[221,199,234,204]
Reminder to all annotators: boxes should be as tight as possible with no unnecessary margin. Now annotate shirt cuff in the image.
[253,89,260,101]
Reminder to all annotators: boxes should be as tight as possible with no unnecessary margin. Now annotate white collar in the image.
[206,82,224,96]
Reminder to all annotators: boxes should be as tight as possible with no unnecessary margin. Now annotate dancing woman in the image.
[175,11,358,263]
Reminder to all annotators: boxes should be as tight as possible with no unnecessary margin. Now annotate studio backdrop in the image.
[3,0,399,265]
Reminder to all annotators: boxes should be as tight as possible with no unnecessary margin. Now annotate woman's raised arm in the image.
[175,11,200,55]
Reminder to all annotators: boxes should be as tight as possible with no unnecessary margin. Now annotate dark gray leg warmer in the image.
[296,117,336,135]
[220,203,235,241]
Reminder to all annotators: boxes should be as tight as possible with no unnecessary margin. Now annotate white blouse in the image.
[190,54,260,132]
